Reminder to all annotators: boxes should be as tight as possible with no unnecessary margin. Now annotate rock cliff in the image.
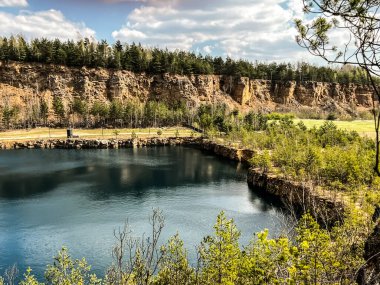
[247,168,345,225]
[0,61,374,120]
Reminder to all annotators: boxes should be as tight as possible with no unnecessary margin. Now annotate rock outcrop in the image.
[247,168,346,225]
[0,137,201,150]
[199,140,255,163]
[0,61,374,121]
[0,137,255,165]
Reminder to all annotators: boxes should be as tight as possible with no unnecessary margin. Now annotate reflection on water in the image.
[0,147,284,278]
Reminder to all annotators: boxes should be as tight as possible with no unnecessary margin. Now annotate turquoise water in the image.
[0,147,284,278]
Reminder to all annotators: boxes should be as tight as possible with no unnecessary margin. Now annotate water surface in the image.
[0,147,284,278]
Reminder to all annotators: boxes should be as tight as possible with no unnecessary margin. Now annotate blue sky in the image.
[0,0,324,62]
[13,0,140,41]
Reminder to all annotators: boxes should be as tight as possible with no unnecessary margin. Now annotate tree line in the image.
[0,98,192,129]
[0,94,311,131]
[0,96,269,130]
[0,35,373,84]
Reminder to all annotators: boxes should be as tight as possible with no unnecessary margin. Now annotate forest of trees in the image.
[0,35,372,84]
[0,91,339,131]
[0,98,193,129]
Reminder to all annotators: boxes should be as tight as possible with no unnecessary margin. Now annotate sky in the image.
[0,0,322,63]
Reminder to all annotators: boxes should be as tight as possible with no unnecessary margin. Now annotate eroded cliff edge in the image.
[0,61,374,118]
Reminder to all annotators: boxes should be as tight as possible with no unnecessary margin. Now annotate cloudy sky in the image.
[0,0,316,62]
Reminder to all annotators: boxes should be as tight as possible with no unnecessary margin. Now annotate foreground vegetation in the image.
[0,36,374,84]
[0,209,373,285]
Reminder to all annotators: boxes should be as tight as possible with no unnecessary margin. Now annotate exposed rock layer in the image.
[0,137,198,150]
[247,168,345,225]
[0,61,374,119]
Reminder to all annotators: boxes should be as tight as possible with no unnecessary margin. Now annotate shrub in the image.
[250,150,272,173]
[326,113,338,121]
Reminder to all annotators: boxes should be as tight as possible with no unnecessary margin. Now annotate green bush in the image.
[326,113,338,120]
[250,150,272,173]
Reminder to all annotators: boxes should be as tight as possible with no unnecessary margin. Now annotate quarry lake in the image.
[0,147,285,278]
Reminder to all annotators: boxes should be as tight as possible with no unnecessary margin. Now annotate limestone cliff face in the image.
[0,61,373,118]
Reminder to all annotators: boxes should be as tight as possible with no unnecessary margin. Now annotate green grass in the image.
[0,127,199,141]
[0,120,375,141]
[294,119,375,138]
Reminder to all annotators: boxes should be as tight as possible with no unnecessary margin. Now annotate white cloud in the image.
[112,28,147,41]
[0,9,96,41]
[203,45,213,54]
[0,0,27,7]
[287,0,305,19]
[111,0,311,62]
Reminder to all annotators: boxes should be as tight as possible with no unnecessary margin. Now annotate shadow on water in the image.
[0,146,288,217]
[0,147,248,200]
[247,183,289,213]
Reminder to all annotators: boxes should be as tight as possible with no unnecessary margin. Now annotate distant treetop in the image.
[0,35,373,84]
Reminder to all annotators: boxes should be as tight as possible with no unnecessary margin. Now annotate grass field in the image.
[0,127,198,141]
[294,119,375,138]
[0,120,376,141]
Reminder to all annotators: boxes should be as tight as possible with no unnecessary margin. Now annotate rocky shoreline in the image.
[247,168,345,225]
[0,137,199,150]
[0,137,256,163]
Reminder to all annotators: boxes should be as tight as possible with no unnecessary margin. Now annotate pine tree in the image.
[198,211,241,285]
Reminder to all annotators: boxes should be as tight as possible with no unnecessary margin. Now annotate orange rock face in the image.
[0,61,374,121]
